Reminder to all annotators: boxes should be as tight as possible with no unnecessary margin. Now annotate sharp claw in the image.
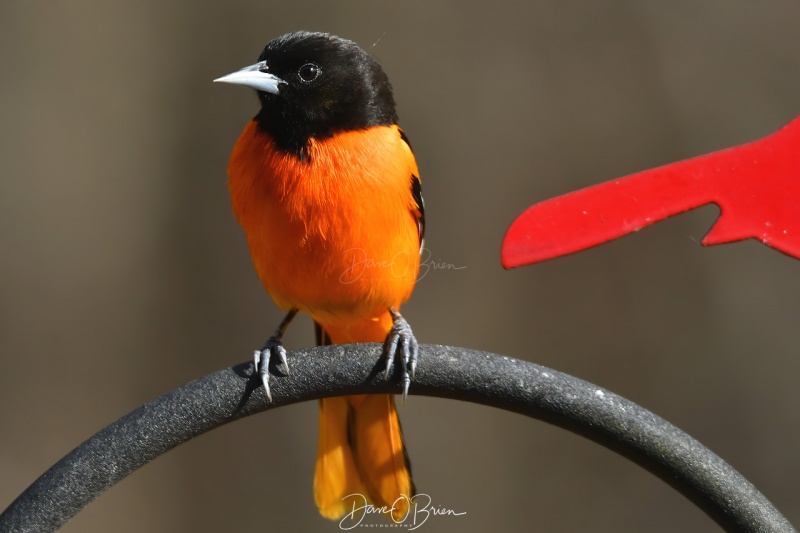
[277,346,290,375]
[401,371,411,403]
[261,369,272,402]
[256,347,272,402]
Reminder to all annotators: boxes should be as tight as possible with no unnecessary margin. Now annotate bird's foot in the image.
[254,336,290,402]
[384,308,418,402]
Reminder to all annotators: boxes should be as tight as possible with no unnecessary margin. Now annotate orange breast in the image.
[228,121,420,325]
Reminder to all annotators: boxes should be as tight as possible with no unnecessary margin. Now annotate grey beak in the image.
[214,60,284,94]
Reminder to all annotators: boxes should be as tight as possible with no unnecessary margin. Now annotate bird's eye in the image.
[298,63,321,83]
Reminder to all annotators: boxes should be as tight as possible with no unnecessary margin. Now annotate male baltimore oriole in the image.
[215,32,422,520]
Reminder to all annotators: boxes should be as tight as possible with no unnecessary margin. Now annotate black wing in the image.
[399,128,425,252]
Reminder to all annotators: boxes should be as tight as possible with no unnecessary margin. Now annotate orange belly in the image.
[227,121,420,327]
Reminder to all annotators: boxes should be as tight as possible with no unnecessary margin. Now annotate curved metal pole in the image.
[0,344,794,532]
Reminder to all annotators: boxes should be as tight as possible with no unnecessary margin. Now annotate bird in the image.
[215,31,423,521]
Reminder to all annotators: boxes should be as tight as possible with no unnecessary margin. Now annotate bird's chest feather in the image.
[228,121,419,315]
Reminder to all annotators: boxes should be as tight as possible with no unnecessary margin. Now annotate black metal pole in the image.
[0,344,794,532]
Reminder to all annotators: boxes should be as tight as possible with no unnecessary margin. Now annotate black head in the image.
[216,31,398,157]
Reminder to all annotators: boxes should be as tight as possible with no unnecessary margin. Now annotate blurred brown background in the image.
[2,1,799,531]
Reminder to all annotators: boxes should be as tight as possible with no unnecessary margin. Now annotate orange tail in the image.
[313,314,415,521]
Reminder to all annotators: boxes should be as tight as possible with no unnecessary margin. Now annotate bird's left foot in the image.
[253,336,290,403]
[384,307,418,402]
[253,309,298,402]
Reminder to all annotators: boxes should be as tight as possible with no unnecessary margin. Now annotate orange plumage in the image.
[228,122,420,326]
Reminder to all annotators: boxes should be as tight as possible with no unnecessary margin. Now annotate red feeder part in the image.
[502,117,800,269]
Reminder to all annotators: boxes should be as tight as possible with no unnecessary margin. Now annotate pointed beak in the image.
[214,60,284,94]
